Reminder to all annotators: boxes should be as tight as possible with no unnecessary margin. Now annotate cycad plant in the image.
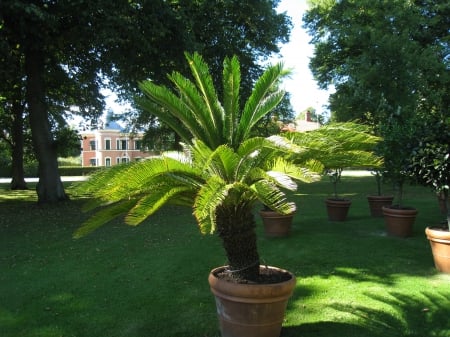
[285,122,383,198]
[73,52,320,282]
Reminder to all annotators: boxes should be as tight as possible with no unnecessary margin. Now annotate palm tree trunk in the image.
[216,206,260,282]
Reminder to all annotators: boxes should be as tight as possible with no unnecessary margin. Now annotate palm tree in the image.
[73,52,320,282]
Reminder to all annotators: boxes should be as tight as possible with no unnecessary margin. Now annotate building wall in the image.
[81,130,152,167]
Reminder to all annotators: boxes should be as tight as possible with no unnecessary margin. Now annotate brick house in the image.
[80,115,151,167]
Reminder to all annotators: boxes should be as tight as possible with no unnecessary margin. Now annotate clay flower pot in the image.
[325,198,351,221]
[367,195,394,217]
[208,266,296,337]
[382,206,418,238]
[425,226,450,273]
[259,210,295,237]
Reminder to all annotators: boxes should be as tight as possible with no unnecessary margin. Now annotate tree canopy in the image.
[303,0,449,123]
[0,0,291,202]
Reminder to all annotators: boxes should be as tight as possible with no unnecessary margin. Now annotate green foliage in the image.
[304,0,449,124]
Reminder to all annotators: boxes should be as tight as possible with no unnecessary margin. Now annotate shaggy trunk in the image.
[25,46,68,203]
[216,206,260,282]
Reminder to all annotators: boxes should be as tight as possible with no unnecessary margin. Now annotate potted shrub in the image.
[408,116,450,272]
[286,122,382,222]
[379,117,418,238]
[367,169,394,217]
[72,53,321,337]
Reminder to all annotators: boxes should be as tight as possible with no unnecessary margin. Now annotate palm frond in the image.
[237,62,287,143]
[73,199,138,239]
[125,186,195,225]
[185,52,224,142]
[193,176,229,234]
[222,55,240,146]
[251,180,296,215]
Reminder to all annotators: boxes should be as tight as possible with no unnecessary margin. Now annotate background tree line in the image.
[0,0,292,202]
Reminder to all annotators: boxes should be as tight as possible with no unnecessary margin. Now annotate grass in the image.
[0,175,449,337]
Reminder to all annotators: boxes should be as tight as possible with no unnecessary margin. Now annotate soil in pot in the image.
[367,195,394,217]
[208,266,296,337]
[382,205,417,238]
[425,226,450,273]
[325,198,351,221]
[259,210,294,237]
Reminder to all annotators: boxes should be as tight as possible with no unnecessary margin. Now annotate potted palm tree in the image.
[72,53,322,337]
[408,116,450,273]
[285,122,382,221]
[379,117,418,238]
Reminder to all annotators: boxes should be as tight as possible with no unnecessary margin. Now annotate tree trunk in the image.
[25,46,68,203]
[10,99,28,190]
[217,206,260,282]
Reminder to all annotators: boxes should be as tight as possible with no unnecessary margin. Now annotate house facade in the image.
[80,116,152,167]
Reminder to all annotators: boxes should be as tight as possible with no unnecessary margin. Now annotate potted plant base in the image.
[325,198,351,221]
[425,226,450,273]
[208,266,296,337]
[382,206,418,238]
[259,210,295,237]
[367,195,394,217]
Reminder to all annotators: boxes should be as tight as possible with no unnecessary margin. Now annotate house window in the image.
[116,139,128,150]
[89,158,97,166]
[89,140,96,150]
[105,139,111,150]
[121,157,129,164]
[116,157,121,164]
[135,140,142,150]
[105,158,111,167]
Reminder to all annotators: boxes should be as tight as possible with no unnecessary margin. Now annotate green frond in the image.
[193,176,228,234]
[204,145,240,182]
[237,62,287,143]
[137,82,197,144]
[268,157,321,185]
[73,199,138,239]
[251,180,296,215]
[125,186,195,226]
[185,52,224,141]
[168,71,220,147]
[222,55,240,146]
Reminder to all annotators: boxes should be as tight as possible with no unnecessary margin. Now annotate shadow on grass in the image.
[282,290,450,337]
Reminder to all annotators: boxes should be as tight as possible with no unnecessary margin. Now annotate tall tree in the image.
[303,0,449,123]
[1,0,291,203]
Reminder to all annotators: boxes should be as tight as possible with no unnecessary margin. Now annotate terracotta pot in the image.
[259,210,294,237]
[425,226,450,273]
[382,206,418,238]
[208,266,296,337]
[325,198,351,221]
[367,195,394,217]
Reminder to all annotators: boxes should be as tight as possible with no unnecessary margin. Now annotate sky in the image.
[103,0,333,120]
[272,0,333,118]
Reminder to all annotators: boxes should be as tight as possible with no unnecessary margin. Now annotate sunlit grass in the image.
[0,175,449,337]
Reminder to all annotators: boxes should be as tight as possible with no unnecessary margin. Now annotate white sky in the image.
[272,0,334,118]
[103,0,333,120]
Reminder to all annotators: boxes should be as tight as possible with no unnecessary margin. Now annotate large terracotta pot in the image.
[325,198,351,221]
[425,226,450,273]
[259,210,295,237]
[382,206,418,238]
[367,195,394,217]
[208,266,296,337]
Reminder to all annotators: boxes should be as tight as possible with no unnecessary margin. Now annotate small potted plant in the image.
[379,116,418,238]
[367,169,394,217]
[408,116,450,272]
[287,122,382,222]
[72,53,322,337]
[259,204,296,237]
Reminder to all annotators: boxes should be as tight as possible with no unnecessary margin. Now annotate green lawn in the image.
[0,175,449,337]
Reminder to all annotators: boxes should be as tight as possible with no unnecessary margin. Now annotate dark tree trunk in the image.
[25,46,68,203]
[217,206,260,282]
[10,99,28,190]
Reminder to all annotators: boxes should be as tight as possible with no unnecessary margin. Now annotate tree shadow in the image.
[282,290,450,337]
